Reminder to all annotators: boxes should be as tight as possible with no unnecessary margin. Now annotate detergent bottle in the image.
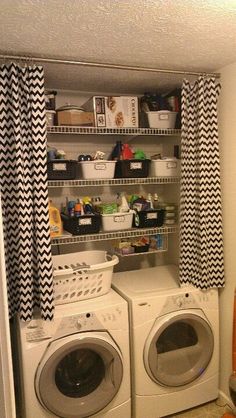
[49,200,62,238]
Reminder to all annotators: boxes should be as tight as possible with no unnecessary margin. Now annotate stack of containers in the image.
[159,203,178,226]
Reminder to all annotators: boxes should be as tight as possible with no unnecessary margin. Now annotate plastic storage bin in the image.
[150,158,180,177]
[52,250,119,305]
[146,111,177,129]
[101,211,134,231]
[132,209,165,228]
[115,159,150,178]
[61,213,101,235]
[47,160,77,180]
[131,243,150,253]
[78,160,116,179]
[46,110,56,126]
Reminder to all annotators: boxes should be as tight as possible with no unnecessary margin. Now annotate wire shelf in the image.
[48,176,180,188]
[47,126,181,136]
[114,248,168,257]
[51,225,178,246]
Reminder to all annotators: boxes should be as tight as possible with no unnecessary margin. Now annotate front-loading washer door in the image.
[35,333,123,418]
[144,312,214,387]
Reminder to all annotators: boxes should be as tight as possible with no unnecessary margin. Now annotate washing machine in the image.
[112,264,219,418]
[15,289,131,418]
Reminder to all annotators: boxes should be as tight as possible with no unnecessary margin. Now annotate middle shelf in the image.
[51,225,178,246]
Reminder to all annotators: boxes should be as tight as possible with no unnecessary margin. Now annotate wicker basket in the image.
[52,251,119,305]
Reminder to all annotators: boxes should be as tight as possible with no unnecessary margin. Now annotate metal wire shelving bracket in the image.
[51,225,178,246]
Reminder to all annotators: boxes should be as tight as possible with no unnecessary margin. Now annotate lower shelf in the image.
[51,225,178,246]
[114,248,168,257]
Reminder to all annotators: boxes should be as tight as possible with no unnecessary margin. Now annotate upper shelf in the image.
[47,126,181,136]
[48,176,180,188]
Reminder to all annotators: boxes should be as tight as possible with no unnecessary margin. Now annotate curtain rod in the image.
[0,53,221,78]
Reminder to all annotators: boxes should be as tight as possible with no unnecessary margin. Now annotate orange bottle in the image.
[49,200,62,238]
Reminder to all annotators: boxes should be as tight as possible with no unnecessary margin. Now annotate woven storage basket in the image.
[52,251,119,305]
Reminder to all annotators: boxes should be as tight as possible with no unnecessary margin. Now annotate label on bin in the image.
[114,215,125,223]
[167,162,177,169]
[147,212,157,219]
[159,114,169,120]
[95,163,106,171]
[130,162,142,170]
[79,218,92,225]
[53,163,66,171]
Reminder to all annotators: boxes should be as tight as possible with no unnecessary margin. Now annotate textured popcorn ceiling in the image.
[1,0,236,93]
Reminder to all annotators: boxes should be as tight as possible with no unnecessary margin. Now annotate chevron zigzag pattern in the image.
[179,77,225,289]
[0,63,55,320]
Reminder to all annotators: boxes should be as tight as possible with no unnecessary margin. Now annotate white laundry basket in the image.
[52,251,119,305]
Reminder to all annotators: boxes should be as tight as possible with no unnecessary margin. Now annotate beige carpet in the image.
[167,400,235,418]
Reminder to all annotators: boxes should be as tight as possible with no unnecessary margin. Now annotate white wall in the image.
[218,61,236,405]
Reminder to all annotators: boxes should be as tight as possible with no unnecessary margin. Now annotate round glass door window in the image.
[55,348,105,398]
[35,337,123,418]
[146,313,214,387]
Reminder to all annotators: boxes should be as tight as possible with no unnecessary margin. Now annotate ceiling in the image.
[1,0,236,94]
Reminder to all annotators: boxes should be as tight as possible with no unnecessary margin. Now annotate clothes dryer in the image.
[112,265,219,418]
[15,289,131,418]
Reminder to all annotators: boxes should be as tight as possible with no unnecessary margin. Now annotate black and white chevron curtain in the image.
[180,76,225,289]
[0,63,54,320]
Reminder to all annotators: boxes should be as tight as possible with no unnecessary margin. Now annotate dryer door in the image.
[144,312,214,387]
[35,332,123,418]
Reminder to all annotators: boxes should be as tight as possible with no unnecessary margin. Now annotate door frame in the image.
[0,194,16,418]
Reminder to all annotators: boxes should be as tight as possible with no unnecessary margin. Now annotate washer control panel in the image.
[24,305,124,342]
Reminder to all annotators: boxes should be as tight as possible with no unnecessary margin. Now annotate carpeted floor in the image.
[166,400,235,418]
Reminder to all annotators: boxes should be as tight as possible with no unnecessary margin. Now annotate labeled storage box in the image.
[132,209,165,228]
[47,160,77,180]
[115,159,150,178]
[78,160,116,179]
[150,158,180,177]
[82,96,139,128]
[146,111,178,129]
[61,213,101,235]
[52,250,119,304]
[101,211,134,231]
[56,110,94,126]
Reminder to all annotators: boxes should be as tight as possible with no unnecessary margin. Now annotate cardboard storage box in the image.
[56,110,94,126]
[82,96,139,128]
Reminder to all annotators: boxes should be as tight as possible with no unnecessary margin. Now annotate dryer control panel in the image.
[161,292,200,315]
